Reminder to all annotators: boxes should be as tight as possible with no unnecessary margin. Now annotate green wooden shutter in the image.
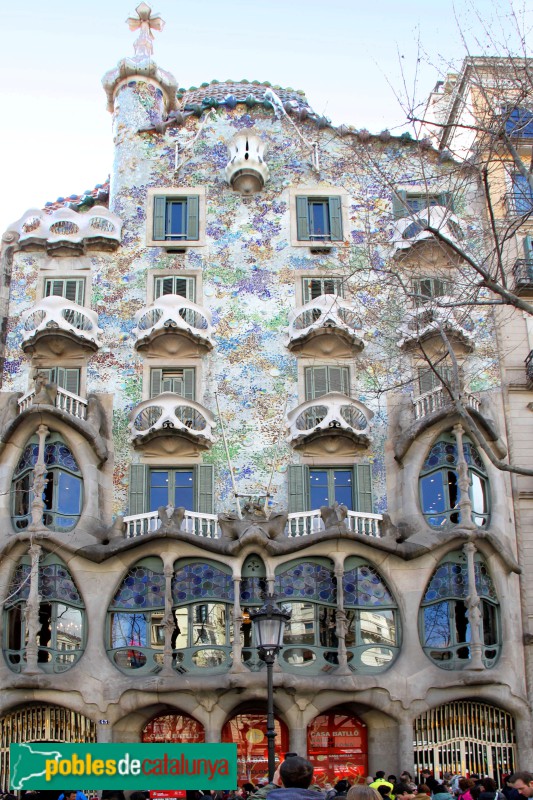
[150,369,163,398]
[288,465,310,513]
[524,235,533,261]
[153,196,167,240]
[418,368,434,394]
[354,464,373,513]
[328,366,349,395]
[196,464,214,513]
[183,368,195,400]
[328,196,343,241]
[305,366,329,400]
[296,197,310,240]
[129,464,147,515]
[56,368,80,394]
[392,190,407,219]
[439,191,453,211]
[186,196,199,241]
[65,279,84,304]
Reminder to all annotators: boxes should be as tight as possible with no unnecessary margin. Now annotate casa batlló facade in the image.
[0,5,532,790]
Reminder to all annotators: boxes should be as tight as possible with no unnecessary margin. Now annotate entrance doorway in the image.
[142,712,205,743]
[307,709,368,786]
[222,712,289,785]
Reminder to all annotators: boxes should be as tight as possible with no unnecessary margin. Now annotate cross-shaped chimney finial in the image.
[126,3,165,58]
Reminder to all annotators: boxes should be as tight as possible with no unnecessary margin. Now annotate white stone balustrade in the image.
[413,386,481,421]
[124,509,220,538]
[287,294,363,352]
[225,131,269,194]
[392,205,465,254]
[287,392,373,447]
[21,295,103,348]
[132,295,214,350]
[9,206,122,251]
[124,508,382,539]
[129,392,215,445]
[18,386,88,420]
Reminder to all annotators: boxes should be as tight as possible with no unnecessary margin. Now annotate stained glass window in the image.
[172,561,233,603]
[343,564,394,607]
[275,561,336,604]
[111,565,166,610]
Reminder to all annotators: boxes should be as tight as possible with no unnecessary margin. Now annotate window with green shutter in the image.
[128,464,214,516]
[412,277,452,303]
[302,277,345,303]
[418,366,454,395]
[305,366,350,400]
[37,368,81,396]
[154,275,196,301]
[393,190,454,219]
[150,368,195,399]
[288,464,373,513]
[296,196,343,242]
[153,196,200,241]
[44,278,85,305]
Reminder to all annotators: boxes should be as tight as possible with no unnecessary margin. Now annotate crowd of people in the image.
[6,764,533,800]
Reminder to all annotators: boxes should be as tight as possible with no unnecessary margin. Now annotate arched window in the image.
[420,550,500,669]
[275,558,337,672]
[343,557,400,672]
[419,432,490,528]
[107,557,234,675]
[171,559,234,672]
[12,433,83,531]
[3,553,85,673]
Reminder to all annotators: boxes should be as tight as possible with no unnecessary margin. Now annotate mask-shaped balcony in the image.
[21,295,102,357]
[129,393,215,456]
[10,206,122,254]
[392,205,465,257]
[287,295,364,358]
[132,295,214,357]
[287,392,373,455]
[397,303,475,355]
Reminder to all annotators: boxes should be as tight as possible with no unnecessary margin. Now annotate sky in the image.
[0,0,530,235]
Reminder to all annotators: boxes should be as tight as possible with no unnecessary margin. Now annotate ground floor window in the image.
[222,712,289,785]
[307,709,368,786]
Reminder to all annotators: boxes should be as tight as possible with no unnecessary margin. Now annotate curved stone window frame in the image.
[107,557,234,675]
[3,553,86,673]
[419,431,490,529]
[275,557,338,672]
[419,550,501,670]
[343,556,400,673]
[11,432,83,532]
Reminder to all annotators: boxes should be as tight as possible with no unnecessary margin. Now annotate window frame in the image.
[290,187,349,248]
[35,367,82,396]
[44,278,85,305]
[304,365,350,400]
[128,463,214,516]
[149,367,196,400]
[393,190,453,219]
[153,275,197,302]
[412,276,452,304]
[301,276,345,303]
[288,463,373,514]
[511,173,533,215]
[146,188,206,248]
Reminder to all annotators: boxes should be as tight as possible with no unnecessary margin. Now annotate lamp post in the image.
[250,595,291,782]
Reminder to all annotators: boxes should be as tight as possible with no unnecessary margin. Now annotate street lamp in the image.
[250,595,291,782]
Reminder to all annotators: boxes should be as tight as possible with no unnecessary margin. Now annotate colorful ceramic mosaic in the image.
[343,564,394,607]
[172,562,233,603]
[423,560,497,603]
[275,561,336,603]
[111,565,166,609]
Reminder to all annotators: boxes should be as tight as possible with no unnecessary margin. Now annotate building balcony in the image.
[287,295,364,358]
[123,506,382,539]
[397,304,475,355]
[512,259,533,294]
[392,205,465,257]
[21,295,102,357]
[132,295,214,357]
[287,392,373,455]
[129,393,215,455]
[413,386,481,421]
[10,206,122,254]
[18,385,88,420]
[505,192,533,218]
[526,350,533,388]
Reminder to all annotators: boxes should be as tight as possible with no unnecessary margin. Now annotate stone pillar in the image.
[463,542,484,671]
[28,424,49,532]
[334,563,349,674]
[23,543,42,674]
[290,725,308,758]
[230,576,247,673]
[397,716,415,774]
[161,560,175,676]
[96,722,113,743]
[453,424,475,530]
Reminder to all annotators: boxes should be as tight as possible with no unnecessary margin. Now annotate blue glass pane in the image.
[172,563,234,603]
[514,174,533,213]
[239,576,266,604]
[334,471,353,509]
[111,612,147,647]
[168,201,186,236]
[423,602,451,647]
[424,560,496,603]
[309,470,330,508]
[112,566,166,609]
[275,562,336,603]
[150,471,169,510]
[56,472,82,515]
[343,564,394,607]
[40,564,82,604]
[422,440,457,471]
[6,564,31,605]
[309,202,329,238]
[420,473,446,514]
[174,471,194,509]
[505,107,533,137]
[15,445,38,474]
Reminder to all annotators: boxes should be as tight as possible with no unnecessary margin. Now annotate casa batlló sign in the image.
[10,743,237,790]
